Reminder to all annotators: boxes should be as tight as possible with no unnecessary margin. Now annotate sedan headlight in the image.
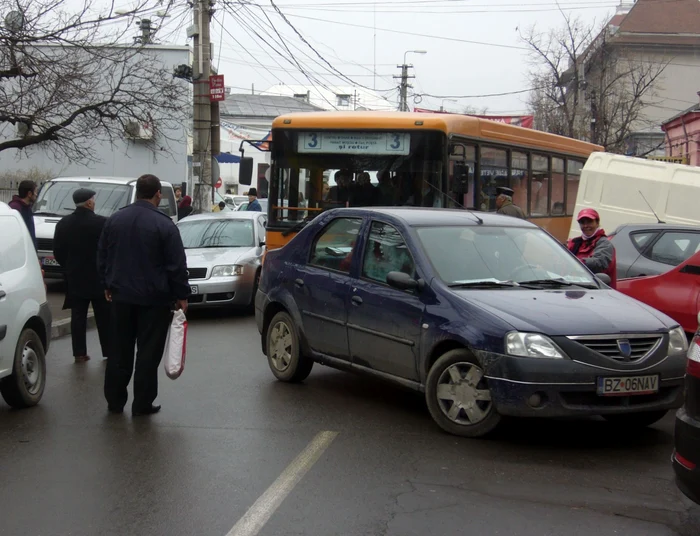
[505,332,565,359]
[668,326,688,355]
[212,265,243,277]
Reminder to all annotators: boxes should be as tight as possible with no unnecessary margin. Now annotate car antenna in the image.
[638,190,665,224]
[423,179,483,224]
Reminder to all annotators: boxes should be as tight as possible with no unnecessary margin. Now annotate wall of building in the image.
[0,46,190,187]
[665,115,700,166]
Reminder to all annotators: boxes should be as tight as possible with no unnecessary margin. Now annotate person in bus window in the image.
[329,169,352,206]
[567,208,617,288]
[552,201,565,215]
[376,171,395,206]
[350,172,376,207]
[495,186,526,219]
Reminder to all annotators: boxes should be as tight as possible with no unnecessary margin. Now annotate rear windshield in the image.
[34,181,131,218]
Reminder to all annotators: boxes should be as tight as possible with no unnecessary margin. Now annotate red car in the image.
[617,250,700,335]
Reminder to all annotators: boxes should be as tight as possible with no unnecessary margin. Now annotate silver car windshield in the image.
[415,225,597,287]
[179,219,255,248]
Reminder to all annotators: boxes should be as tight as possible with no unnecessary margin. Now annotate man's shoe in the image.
[108,405,123,414]
[132,405,161,417]
[74,355,90,363]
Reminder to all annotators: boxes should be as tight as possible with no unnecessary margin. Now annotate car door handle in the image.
[294,278,304,288]
[351,295,363,305]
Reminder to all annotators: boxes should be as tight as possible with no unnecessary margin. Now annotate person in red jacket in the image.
[567,208,617,288]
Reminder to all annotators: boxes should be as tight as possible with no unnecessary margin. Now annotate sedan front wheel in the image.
[425,349,501,438]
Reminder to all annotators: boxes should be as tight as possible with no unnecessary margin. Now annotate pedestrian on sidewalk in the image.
[53,188,112,363]
[98,174,190,417]
[8,180,38,247]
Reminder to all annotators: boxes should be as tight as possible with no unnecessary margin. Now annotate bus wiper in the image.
[448,280,520,289]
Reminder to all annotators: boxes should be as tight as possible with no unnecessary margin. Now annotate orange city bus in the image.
[238,111,602,250]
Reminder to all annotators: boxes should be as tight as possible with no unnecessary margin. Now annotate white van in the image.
[568,152,700,240]
[0,202,52,408]
[32,176,179,278]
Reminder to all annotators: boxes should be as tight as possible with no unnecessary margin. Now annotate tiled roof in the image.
[220,94,325,118]
[617,0,700,34]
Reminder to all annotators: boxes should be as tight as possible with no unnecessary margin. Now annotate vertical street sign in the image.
[209,74,225,102]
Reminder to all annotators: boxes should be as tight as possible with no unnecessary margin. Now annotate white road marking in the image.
[225,430,338,536]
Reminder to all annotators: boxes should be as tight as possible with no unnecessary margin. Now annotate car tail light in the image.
[674,451,697,470]
[687,333,700,378]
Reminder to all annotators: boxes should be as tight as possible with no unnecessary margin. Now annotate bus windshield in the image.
[269,130,445,227]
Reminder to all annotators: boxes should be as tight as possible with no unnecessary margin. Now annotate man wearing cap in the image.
[567,208,617,288]
[495,186,526,219]
[246,187,262,211]
[53,188,112,363]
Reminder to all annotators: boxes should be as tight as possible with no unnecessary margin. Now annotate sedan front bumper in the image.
[674,407,700,505]
[477,351,686,418]
[187,275,254,307]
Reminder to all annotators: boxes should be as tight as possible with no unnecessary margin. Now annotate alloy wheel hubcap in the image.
[269,321,293,372]
[21,343,41,395]
[436,362,492,425]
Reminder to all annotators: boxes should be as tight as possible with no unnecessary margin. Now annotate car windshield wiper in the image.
[517,278,597,289]
[448,280,520,289]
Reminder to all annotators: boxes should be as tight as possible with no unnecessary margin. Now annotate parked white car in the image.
[32,176,179,278]
[0,202,52,408]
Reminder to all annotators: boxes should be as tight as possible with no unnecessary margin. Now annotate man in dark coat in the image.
[495,186,526,219]
[98,174,190,417]
[8,180,38,247]
[53,188,111,363]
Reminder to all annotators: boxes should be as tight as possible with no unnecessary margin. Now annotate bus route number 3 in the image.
[306,133,319,149]
[388,134,404,151]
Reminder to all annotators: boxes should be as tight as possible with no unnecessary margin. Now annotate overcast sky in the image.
[144,0,623,115]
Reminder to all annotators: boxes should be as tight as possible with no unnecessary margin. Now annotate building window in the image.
[336,94,352,107]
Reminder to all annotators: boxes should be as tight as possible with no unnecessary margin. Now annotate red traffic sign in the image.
[210,74,225,102]
[215,177,222,188]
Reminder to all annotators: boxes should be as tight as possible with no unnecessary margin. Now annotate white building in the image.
[0,45,191,189]
[261,84,396,112]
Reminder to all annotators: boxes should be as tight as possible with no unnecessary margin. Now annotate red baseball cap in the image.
[577,208,600,221]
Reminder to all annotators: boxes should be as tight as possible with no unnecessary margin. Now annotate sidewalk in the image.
[46,280,95,340]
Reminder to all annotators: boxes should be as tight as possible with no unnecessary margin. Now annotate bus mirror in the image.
[239,157,254,185]
[452,161,470,194]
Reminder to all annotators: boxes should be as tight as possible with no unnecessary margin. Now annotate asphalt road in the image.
[1,309,699,536]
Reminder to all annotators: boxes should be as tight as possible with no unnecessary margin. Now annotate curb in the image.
[51,313,96,340]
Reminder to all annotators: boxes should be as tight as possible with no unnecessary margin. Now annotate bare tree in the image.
[521,13,667,153]
[0,0,190,163]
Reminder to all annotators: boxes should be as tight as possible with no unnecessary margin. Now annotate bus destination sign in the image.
[298,132,410,155]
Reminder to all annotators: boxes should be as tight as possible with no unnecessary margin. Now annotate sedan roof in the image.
[331,207,537,228]
[612,223,700,233]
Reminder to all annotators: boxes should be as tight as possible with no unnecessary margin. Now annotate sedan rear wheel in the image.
[425,349,501,438]
[0,329,46,408]
[265,311,313,383]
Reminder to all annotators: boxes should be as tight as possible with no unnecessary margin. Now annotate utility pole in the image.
[395,64,412,112]
[589,89,598,145]
[395,50,426,112]
[191,0,213,212]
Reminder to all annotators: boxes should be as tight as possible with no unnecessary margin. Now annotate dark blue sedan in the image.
[255,208,688,437]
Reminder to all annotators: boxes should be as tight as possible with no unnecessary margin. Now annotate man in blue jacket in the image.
[98,174,190,416]
[246,187,262,211]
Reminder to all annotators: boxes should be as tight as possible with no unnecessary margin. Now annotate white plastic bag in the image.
[163,309,188,380]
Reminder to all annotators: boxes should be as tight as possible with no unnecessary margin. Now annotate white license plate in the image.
[597,375,659,396]
[43,257,59,266]
[190,285,198,295]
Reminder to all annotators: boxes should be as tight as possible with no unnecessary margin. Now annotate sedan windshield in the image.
[34,181,130,217]
[416,225,598,288]
[179,219,255,248]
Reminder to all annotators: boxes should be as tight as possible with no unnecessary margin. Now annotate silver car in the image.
[177,211,267,308]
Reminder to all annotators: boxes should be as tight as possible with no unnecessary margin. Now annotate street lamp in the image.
[404,49,427,64]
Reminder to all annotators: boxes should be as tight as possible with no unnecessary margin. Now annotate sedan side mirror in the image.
[387,271,424,291]
[595,273,611,286]
[259,240,266,247]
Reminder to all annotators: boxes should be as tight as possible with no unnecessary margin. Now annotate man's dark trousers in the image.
[104,302,172,412]
[71,297,112,358]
